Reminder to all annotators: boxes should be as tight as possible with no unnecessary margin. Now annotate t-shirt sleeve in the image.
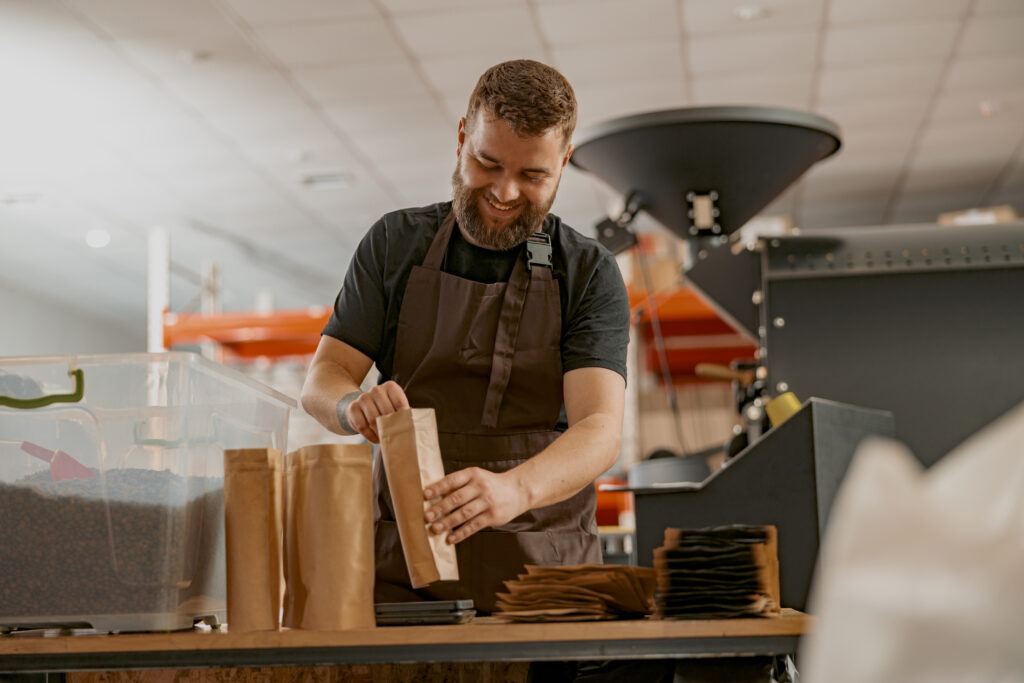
[561,250,631,381]
[321,218,388,361]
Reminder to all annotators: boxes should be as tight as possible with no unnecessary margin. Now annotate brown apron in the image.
[374,211,601,613]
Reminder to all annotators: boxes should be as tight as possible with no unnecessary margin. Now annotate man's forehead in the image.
[467,111,568,154]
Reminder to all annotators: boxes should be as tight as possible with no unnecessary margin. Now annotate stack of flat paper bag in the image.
[495,564,656,622]
[653,524,780,619]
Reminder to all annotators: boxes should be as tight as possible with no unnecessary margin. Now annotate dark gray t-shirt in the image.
[323,202,630,408]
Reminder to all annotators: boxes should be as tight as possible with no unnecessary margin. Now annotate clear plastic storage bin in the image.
[0,352,295,632]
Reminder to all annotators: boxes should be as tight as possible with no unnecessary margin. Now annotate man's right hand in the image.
[341,381,410,443]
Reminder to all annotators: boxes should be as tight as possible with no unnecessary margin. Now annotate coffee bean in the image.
[0,469,224,630]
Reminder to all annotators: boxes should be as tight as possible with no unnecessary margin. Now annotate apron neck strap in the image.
[421,210,457,270]
[480,237,553,427]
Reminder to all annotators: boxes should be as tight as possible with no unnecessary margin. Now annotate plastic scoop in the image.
[20,441,96,482]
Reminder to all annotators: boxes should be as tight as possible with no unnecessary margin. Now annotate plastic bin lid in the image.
[570,106,841,238]
[0,352,296,408]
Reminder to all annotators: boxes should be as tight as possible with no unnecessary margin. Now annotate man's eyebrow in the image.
[476,151,551,175]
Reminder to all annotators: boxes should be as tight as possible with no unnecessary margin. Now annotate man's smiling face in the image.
[451,109,574,250]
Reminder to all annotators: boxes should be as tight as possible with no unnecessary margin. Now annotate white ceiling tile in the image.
[573,80,688,130]
[399,183,454,208]
[816,96,931,129]
[975,0,1024,14]
[159,63,299,116]
[915,118,1024,156]
[691,70,813,108]
[889,188,990,223]
[350,128,453,164]
[987,179,1024,210]
[115,33,267,78]
[681,0,824,35]
[292,62,430,105]
[802,170,901,200]
[761,184,800,218]
[832,124,917,158]
[688,31,817,74]
[929,87,1024,123]
[165,164,276,201]
[805,153,907,183]
[902,158,1004,194]
[252,18,405,67]
[207,105,343,148]
[944,55,1024,92]
[537,0,679,46]
[65,0,237,39]
[378,0,510,12]
[418,49,550,102]
[550,166,603,213]
[823,21,959,66]
[960,14,1024,57]
[324,97,451,135]
[0,0,102,45]
[818,62,944,104]
[392,6,543,57]
[291,181,394,213]
[375,157,455,190]
[554,41,683,87]
[829,0,969,24]
[220,0,378,26]
[441,94,474,123]
[798,201,887,229]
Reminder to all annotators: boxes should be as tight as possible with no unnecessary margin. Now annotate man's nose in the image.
[491,174,520,204]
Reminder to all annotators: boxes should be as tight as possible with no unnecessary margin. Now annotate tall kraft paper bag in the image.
[224,448,284,632]
[283,444,375,630]
[377,408,459,588]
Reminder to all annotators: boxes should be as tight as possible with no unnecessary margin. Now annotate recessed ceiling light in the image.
[300,169,355,191]
[978,100,1000,117]
[0,189,42,206]
[733,4,769,21]
[86,229,111,249]
[179,48,213,63]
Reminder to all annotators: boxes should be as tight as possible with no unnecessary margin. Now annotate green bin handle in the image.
[0,368,85,409]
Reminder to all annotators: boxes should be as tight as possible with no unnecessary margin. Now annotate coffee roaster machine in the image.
[571,106,1024,610]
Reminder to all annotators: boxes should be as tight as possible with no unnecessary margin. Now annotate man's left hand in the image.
[423,467,530,544]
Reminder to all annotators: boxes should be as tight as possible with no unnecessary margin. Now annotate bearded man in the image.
[302,59,630,612]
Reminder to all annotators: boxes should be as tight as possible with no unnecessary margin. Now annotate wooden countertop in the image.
[1,609,813,672]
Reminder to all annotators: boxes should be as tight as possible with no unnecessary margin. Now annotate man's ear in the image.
[457,117,467,156]
[562,142,574,168]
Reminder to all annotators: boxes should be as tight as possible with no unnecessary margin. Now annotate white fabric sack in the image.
[801,400,1024,683]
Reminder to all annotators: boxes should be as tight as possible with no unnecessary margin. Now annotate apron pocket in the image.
[457,529,562,613]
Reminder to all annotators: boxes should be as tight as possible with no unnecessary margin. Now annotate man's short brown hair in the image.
[466,59,577,146]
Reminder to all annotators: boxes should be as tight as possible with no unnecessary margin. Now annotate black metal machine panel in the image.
[684,240,762,341]
[630,398,894,611]
[763,222,1024,466]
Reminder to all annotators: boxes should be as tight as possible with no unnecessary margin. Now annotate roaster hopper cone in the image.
[570,106,841,240]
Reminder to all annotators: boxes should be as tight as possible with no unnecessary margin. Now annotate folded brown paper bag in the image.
[224,448,284,632]
[377,408,459,588]
[283,444,375,630]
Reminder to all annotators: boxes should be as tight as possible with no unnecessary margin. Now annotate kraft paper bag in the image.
[282,444,375,630]
[224,448,284,632]
[377,408,459,588]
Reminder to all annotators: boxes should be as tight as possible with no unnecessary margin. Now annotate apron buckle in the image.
[525,232,552,271]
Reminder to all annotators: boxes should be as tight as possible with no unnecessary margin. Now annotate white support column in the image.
[147,227,169,353]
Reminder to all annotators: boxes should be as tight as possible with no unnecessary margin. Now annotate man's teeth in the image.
[487,197,515,211]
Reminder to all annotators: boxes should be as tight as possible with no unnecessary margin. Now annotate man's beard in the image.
[451,164,557,251]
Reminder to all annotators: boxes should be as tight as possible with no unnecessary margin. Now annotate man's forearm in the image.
[300,360,362,435]
[507,411,621,511]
